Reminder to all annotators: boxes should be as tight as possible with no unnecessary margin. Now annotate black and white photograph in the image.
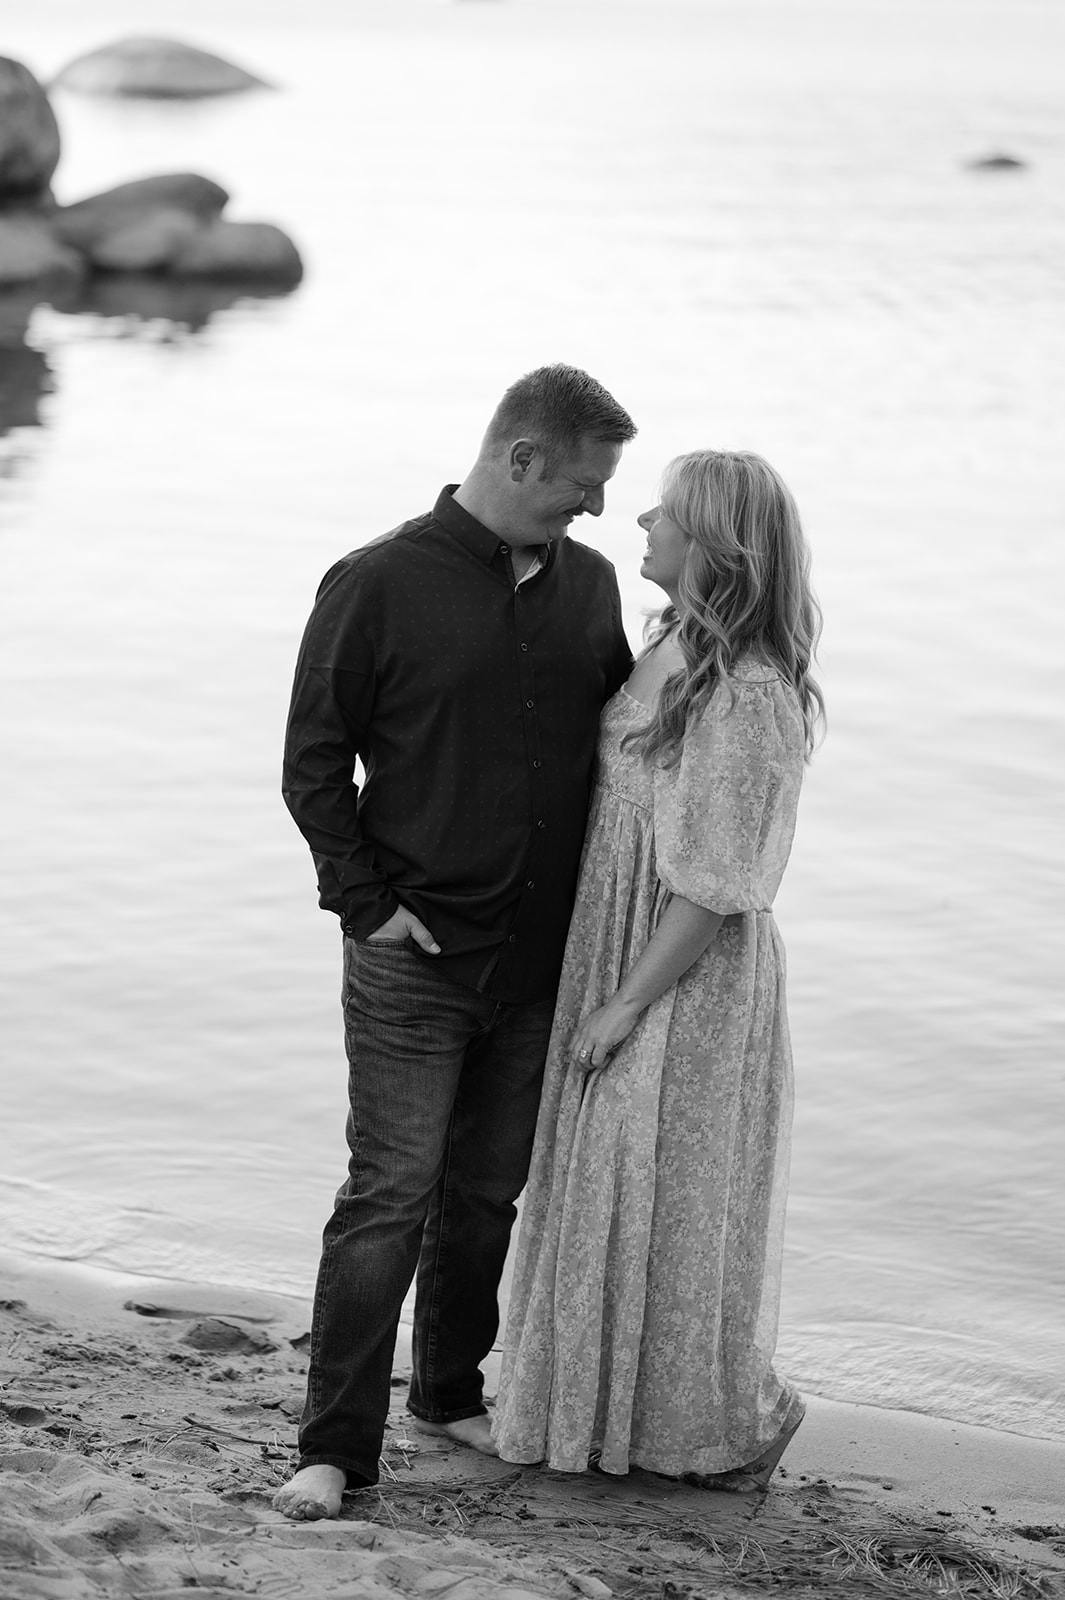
[1,1,1062,1596]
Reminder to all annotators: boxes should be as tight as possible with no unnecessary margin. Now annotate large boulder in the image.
[169,220,303,284]
[0,214,84,288]
[52,38,269,98]
[53,174,229,254]
[87,207,205,272]
[0,58,61,201]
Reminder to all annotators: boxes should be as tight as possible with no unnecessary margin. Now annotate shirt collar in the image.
[433,485,552,574]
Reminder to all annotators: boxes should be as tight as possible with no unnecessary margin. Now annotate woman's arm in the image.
[569,894,724,1071]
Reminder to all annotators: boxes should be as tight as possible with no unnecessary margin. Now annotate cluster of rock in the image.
[4,171,303,286]
[0,49,302,293]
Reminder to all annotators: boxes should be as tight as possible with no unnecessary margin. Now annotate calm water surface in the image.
[2,0,1063,1442]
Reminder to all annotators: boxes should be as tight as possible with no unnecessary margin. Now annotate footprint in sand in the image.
[179,1319,279,1355]
[123,1298,275,1324]
[121,1296,281,1353]
[0,1395,48,1427]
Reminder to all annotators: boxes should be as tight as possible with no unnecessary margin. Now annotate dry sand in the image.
[1,1251,1062,1600]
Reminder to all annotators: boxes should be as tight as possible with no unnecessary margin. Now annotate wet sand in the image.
[1,1250,1063,1600]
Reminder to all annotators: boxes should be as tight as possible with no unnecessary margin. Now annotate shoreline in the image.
[2,1248,1063,1599]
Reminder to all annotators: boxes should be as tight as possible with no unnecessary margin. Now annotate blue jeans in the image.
[297,937,556,1485]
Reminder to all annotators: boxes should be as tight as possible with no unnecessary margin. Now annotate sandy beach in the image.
[1,1251,1062,1600]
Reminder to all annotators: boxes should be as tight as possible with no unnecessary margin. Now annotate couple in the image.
[277,363,822,1521]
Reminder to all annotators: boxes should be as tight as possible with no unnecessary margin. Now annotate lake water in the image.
[2,0,1063,1445]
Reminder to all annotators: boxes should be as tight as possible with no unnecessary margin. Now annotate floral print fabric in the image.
[492,663,806,1477]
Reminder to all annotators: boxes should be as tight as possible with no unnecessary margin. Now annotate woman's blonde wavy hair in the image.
[624,449,824,768]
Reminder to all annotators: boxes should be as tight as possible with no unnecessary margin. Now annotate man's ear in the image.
[509,439,537,482]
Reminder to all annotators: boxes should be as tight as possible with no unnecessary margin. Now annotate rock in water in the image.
[0,214,84,287]
[0,58,61,201]
[52,37,269,98]
[169,220,304,284]
[965,152,1027,171]
[51,175,302,285]
[53,174,229,254]
[88,208,205,272]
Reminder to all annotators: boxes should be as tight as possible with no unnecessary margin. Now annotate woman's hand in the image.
[570,995,641,1073]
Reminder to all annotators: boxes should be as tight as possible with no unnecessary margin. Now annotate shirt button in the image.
[533,759,542,769]
[500,544,510,555]
[508,934,517,943]
[537,819,546,829]
[526,698,535,709]
[520,642,529,652]
[527,880,535,890]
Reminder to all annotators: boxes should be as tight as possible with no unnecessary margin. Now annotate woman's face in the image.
[638,504,688,595]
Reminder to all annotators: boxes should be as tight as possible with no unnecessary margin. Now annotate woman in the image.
[492,449,823,1487]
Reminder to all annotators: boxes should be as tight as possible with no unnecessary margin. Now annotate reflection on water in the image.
[48,273,297,333]
[0,340,53,437]
[0,272,298,471]
[0,290,55,440]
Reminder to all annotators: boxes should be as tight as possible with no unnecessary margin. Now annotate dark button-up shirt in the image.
[282,486,633,1002]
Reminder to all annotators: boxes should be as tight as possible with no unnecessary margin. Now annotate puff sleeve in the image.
[652,675,805,914]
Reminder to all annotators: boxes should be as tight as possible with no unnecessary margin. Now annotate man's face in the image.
[512,436,624,547]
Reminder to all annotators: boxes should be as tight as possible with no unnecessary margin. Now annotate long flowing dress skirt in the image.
[493,676,805,1477]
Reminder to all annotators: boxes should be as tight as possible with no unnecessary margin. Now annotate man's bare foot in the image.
[411,1414,499,1456]
[272,1464,347,1521]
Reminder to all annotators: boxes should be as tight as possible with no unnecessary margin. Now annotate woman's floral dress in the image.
[492,661,806,1477]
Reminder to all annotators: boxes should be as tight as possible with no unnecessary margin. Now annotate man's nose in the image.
[583,485,606,517]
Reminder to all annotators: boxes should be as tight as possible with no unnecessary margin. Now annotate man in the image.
[275,364,637,1520]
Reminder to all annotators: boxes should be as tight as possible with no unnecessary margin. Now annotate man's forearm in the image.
[282,777,397,934]
[282,744,396,937]
[282,630,393,933]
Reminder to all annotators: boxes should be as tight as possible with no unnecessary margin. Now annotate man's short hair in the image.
[483,363,637,474]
